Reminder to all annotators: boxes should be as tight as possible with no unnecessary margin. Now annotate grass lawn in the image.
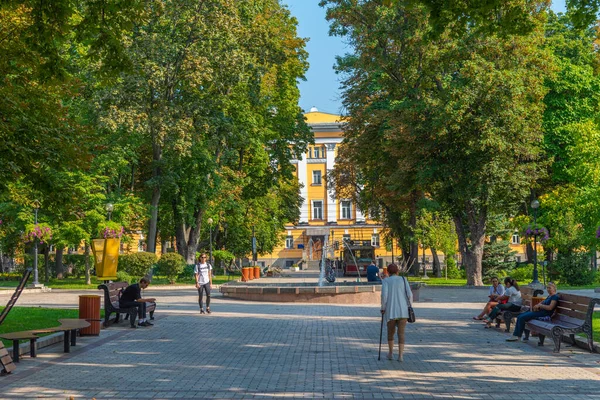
[406,277,467,286]
[0,306,82,347]
[0,275,238,290]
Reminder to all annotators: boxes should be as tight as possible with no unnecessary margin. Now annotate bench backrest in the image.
[98,282,129,309]
[553,293,599,325]
[0,268,32,326]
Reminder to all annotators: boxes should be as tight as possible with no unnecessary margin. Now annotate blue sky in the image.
[284,0,567,115]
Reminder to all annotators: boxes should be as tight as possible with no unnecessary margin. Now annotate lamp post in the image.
[32,199,41,287]
[207,218,213,269]
[531,199,540,285]
[105,203,114,221]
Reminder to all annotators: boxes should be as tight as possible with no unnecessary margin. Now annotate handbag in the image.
[402,277,416,323]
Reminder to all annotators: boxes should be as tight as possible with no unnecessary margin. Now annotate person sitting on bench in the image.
[507,282,559,342]
[367,261,382,282]
[119,277,156,328]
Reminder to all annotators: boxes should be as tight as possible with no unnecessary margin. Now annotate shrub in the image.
[63,254,86,278]
[511,264,534,282]
[445,257,462,279]
[156,253,186,283]
[552,252,595,286]
[116,270,132,284]
[119,252,157,279]
[213,250,234,268]
[179,264,195,280]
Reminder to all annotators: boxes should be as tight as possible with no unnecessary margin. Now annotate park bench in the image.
[523,293,600,353]
[98,282,155,328]
[0,319,90,363]
[494,286,543,331]
[0,268,31,375]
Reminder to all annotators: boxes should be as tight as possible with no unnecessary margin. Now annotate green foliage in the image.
[482,240,517,281]
[445,258,463,279]
[118,252,157,279]
[552,252,595,286]
[156,253,186,284]
[63,254,86,278]
[116,270,132,284]
[212,250,234,268]
[511,264,534,282]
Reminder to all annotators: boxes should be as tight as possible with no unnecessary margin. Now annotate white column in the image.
[298,156,308,223]
[326,143,337,223]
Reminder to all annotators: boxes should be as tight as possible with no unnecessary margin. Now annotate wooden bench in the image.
[0,319,90,362]
[98,282,155,328]
[0,342,16,376]
[494,287,543,331]
[524,293,599,353]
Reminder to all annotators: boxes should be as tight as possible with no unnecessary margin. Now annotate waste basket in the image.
[79,295,101,336]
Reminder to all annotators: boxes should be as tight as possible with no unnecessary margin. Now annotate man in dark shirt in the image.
[119,277,156,328]
[366,261,381,282]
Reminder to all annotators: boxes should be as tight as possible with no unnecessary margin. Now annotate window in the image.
[312,200,323,220]
[312,170,322,185]
[341,201,352,219]
[285,236,294,249]
[516,256,522,263]
[309,146,325,159]
[371,234,380,247]
[511,234,520,244]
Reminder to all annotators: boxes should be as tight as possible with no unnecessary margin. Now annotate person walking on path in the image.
[507,282,559,342]
[484,277,522,328]
[119,277,156,328]
[473,276,505,320]
[195,253,213,314]
[380,264,413,362]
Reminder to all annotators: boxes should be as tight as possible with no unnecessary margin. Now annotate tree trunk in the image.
[43,246,50,283]
[525,242,534,264]
[454,204,486,286]
[185,209,204,265]
[147,113,162,254]
[84,242,91,285]
[431,247,441,277]
[407,191,420,275]
[55,246,64,279]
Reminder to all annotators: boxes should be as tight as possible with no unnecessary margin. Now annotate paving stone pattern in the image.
[0,288,599,399]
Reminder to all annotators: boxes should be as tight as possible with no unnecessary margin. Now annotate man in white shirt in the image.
[194,253,213,314]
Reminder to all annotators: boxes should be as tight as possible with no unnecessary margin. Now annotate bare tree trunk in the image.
[43,246,50,283]
[55,247,64,279]
[84,242,91,285]
[431,247,441,277]
[454,203,486,286]
[185,209,204,265]
[525,242,534,264]
[147,99,162,254]
[147,186,160,254]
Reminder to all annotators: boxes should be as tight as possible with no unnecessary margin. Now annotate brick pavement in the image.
[0,288,599,399]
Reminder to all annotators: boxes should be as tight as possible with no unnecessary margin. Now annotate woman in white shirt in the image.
[484,277,522,328]
[380,264,413,362]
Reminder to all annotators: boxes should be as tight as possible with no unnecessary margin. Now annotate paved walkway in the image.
[1,287,599,399]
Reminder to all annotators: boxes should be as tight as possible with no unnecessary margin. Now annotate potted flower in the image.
[523,225,549,242]
[24,223,53,244]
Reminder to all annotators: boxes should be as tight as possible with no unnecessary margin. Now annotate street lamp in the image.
[531,199,540,285]
[32,199,41,287]
[105,203,114,221]
[207,218,213,268]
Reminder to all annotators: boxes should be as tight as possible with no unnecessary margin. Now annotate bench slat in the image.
[559,293,597,304]
[1,354,13,366]
[557,301,591,313]
[555,308,587,321]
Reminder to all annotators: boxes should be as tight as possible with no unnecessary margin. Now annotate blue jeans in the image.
[488,303,520,320]
[513,310,549,338]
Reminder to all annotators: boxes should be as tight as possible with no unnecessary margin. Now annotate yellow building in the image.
[259,108,530,270]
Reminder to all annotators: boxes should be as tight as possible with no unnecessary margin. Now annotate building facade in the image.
[259,109,530,270]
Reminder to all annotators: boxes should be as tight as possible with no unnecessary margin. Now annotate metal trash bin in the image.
[79,295,101,336]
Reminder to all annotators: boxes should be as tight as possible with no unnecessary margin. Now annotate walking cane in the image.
[378,312,384,360]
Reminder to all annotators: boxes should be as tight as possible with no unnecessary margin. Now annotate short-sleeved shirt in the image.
[539,294,560,316]
[489,284,505,297]
[366,264,381,282]
[120,283,141,304]
[194,263,212,285]
[505,286,522,306]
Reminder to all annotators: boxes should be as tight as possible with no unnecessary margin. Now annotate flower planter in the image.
[254,266,260,279]
[91,238,120,280]
[242,267,251,282]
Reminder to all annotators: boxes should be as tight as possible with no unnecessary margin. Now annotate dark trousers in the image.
[513,310,549,338]
[198,284,211,310]
[488,303,521,320]
[120,301,146,320]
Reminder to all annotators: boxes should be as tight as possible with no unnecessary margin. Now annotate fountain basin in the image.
[219,281,426,304]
